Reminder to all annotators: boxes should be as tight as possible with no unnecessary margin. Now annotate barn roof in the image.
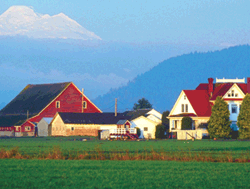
[0,82,71,115]
[0,114,28,127]
[58,112,131,125]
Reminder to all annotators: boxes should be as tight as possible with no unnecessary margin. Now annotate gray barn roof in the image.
[0,82,71,115]
[58,112,131,125]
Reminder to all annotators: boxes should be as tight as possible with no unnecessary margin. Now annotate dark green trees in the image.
[181,116,193,130]
[237,94,250,139]
[155,124,166,139]
[208,96,231,139]
[133,98,152,110]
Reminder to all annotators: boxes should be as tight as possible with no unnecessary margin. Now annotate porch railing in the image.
[109,128,136,134]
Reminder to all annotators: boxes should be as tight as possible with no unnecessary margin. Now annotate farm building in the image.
[123,109,162,139]
[37,117,53,137]
[168,77,250,140]
[0,82,101,137]
[49,112,138,139]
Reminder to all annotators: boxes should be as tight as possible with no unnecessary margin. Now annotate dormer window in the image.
[231,90,234,97]
[228,94,231,97]
[56,101,60,108]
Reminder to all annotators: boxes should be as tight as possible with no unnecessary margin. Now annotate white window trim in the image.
[83,101,87,109]
[56,101,60,108]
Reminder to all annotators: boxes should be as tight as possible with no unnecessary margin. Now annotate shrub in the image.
[181,116,192,130]
[155,124,166,139]
[135,127,141,138]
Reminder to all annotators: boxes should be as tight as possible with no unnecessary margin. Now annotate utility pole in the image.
[82,88,84,113]
[115,98,117,116]
[27,110,29,120]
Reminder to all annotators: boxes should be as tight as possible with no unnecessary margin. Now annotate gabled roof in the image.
[58,112,131,125]
[210,83,247,100]
[122,109,152,120]
[184,90,212,117]
[0,82,71,115]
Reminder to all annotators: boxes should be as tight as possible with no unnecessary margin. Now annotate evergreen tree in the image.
[208,96,232,139]
[181,116,193,130]
[237,94,250,139]
[133,98,152,110]
[155,124,166,139]
[162,110,170,135]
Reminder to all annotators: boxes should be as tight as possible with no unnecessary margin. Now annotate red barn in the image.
[0,82,101,136]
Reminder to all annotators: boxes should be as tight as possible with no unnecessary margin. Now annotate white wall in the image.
[131,116,157,139]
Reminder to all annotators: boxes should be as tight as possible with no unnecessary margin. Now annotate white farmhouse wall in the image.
[130,116,157,139]
[146,114,161,124]
[147,109,162,120]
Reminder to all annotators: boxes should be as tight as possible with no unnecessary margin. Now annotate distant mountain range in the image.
[93,45,250,112]
[0,6,101,40]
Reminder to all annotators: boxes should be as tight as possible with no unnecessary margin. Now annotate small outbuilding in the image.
[37,117,53,137]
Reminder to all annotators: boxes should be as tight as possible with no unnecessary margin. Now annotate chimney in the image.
[208,78,214,97]
[247,78,250,94]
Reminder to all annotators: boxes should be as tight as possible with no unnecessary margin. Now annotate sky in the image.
[1,0,250,111]
[1,0,250,45]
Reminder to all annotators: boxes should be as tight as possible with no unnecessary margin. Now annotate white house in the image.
[168,77,250,139]
[124,109,162,139]
[168,78,250,139]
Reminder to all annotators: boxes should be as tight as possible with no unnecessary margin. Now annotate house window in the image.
[174,120,178,129]
[235,93,238,97]
[25,126,31,131]
[184,95,187,100]
[56,101,60,108]
[144,127,148,131]
[71,127,74,131]
[83,101,87,109]
[231,90,234,97]
[181,104,184,113]
[231,104,237,114]
[185,104,188,112]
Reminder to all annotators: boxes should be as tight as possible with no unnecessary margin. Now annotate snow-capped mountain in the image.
[0,6,101,40]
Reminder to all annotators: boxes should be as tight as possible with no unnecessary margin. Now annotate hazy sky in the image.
[1,0,250,111]
[1,0,250,45]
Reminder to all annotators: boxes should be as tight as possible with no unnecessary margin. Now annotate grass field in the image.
[0,137,250,159]
[1,159,250,189]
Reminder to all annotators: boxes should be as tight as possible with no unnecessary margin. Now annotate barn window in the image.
[83,101,87,109]
[56,101,60,108]
[25,126,31,131]
[144,127,148,131]
[71,127,74,131]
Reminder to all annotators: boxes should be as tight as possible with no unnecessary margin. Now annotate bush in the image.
[135,127,141,138]
[155,124,166,139]
[181,117,192,130]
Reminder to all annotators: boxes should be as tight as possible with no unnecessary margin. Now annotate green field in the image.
[1,159,250,189]
[0,137,250,158]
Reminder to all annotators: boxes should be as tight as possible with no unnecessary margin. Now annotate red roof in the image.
[184,90,212,117]
[210,83,247,100]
